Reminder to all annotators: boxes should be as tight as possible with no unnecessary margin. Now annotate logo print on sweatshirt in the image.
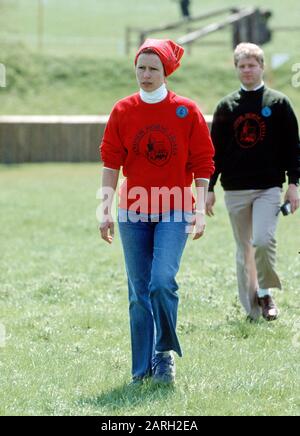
[176,106,189,119]
[234,113,266,149]
[133,125,177,167]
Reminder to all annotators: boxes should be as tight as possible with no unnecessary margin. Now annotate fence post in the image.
[139,31,147,47]
[37,0,45,52]
[125,27,131,55]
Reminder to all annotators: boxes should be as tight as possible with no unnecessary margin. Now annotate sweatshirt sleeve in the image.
[281,98,300,185]
[209,102,228,192]
[187,108,215,180]
[100,106,127,170]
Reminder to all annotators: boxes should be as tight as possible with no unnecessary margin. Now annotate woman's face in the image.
[136,53,165,92]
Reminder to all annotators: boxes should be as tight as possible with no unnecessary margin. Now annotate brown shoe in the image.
[257,295,279,321]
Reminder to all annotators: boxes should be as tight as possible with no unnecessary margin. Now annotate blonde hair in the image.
[234,43,265,67]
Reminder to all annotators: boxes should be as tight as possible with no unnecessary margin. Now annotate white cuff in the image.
[103,167,118,171]
[195,178,210,183]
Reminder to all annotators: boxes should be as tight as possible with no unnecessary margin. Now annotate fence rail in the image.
[177,7,256,46]
[125,7,234,54]
[126,6,272,53]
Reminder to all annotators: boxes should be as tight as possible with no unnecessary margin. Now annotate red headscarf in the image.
[135,39,184,77]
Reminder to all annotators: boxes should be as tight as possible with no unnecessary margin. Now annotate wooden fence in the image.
[126,6,272,53]
[125,7,233,54]
[0,116,108,163]
[0,115,213,163]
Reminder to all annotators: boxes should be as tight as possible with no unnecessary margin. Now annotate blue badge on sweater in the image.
[261,106,272,117]
[176,106,189,118]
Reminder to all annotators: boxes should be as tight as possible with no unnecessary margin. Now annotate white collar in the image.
[241,81,265,92]
[140,84,168,104]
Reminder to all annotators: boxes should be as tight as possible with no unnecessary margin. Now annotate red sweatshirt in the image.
[100,91,215,213]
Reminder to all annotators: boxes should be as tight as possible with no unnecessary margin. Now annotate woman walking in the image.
[99,39,215,384]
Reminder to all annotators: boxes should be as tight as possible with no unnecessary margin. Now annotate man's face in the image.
[236,56,264,89]
[136,53,165,92]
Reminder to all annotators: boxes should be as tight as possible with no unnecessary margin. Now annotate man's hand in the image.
[99,217,115,244]
[206,192,216,217]
[284,184,300,214]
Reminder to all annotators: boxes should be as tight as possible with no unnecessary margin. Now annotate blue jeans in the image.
[118,209,190,378]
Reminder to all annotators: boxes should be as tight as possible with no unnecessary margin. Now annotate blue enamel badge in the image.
[261,106,272,117]
[176,106,189,118]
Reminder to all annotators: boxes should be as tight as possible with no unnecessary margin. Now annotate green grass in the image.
[0,0,300,116]
[0,1,300,415]
[0,163,299,416]
[0,0,300,56]
[0,43,300,117]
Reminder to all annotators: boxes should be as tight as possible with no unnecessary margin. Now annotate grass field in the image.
[0,0,300,115]
[0,0,300,416]
[0,164,299,416]
[0,0,300,56]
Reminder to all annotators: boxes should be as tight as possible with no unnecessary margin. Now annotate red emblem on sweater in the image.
[133,125,177,167]
[234,113,266,149]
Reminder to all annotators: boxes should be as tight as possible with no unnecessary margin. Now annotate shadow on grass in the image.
[78,380,175,413]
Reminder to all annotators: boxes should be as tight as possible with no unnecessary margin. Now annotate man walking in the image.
[207,43,300,321]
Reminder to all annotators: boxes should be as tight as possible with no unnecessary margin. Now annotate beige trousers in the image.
[224,188,282,319]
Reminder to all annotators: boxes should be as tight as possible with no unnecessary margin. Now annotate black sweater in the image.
[209,86,300,191]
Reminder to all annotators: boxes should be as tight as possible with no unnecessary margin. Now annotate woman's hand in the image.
[98,168,119,244]
[99,217,115,244]
[192,210,206,240]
